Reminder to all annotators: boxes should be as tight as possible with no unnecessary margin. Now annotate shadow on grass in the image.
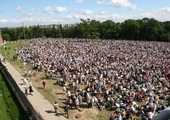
[62,101,68,105]
[53,82,58,85]
[36,87,44,89]
[55,92,65,95]
[59,98,66,101]
[79,103,89,109]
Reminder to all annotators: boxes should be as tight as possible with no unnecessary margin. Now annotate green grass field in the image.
[0,72,28,120]
[0,41,30,71]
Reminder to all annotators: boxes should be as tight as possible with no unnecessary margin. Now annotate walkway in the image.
[0,54,66,120]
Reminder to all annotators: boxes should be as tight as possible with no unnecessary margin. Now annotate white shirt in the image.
[148,112,154,119]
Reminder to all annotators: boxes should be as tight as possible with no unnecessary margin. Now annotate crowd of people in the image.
[16,38,170,120]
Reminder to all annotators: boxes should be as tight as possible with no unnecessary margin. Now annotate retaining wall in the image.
[0,61,44,120]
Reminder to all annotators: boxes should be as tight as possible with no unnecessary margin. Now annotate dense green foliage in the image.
[0,72,28,120]
[1,18,170,42]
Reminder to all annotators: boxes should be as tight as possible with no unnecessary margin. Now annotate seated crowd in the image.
[16,38,170,120]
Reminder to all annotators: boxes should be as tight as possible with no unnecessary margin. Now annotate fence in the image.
[0,61,44,120]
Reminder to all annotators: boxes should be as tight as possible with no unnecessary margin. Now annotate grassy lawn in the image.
[0,72,28,120]
[0,41,30,72]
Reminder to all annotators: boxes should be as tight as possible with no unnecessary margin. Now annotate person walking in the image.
[29,80,33,95]
[64,105,69,118]
[29,85,34,95]
[29,80,32,87]
[42,79,46,88]
[63,85,66,94]
[54,102,59,115]
[23,76,27,85]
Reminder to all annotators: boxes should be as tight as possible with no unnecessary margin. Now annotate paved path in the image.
[0,54,66,120]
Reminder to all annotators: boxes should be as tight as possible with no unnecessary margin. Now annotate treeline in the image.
[1,17,170,42]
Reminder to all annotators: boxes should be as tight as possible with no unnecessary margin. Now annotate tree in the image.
[44,28,52,38]
[80,18,91,38]
[0,18,170,42]
[89,20,101,39]
[121,19,140,40]
[25,27,33,39]
[163,21,170,32]
[61,26,75,38]
[73,19,91,38]
[139,18,164,41]
[9,28,18,40]
[51,25,57,38]
[2,33,11,41]
[101,20,118,39]
[32,25,44,38]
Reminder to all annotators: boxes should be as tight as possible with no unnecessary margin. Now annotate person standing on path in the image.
[29,80,32,87]
[23,76,27,85]
[29,85,34,95]
[29,80,33,95]
[64,105,69,119]
[54,102,59,115]
[42,79,46,88]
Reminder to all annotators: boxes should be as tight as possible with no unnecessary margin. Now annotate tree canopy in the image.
[1,18,170,42]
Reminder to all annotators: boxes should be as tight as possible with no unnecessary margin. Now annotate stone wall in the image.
[0,61,44,120]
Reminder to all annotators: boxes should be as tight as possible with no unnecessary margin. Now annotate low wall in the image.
[0,61,44,120]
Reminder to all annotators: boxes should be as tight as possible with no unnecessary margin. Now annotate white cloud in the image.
[100,11,108,15]
[24,17,33,22]
[141,12,154,18]
[74,14,84,19]
[16,6,25,12]
[108,0,136,10]
[66,15,73,19]
[111,14,128,19]
[75,0,84,3]
[161,7,170,12]
[0,19,8,23]
[95,14,109,19]
[94,13,128,22]
[43,6,53,14]
[74,14,91,20]
[97,0,106,5]
[9,17,33,23]
[135,8,170,22]
[28,12,33,16]
[16,6,35,16]
[82,10,94,15]
[55,7,67,13]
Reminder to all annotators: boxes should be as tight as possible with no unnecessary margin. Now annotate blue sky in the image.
[0,0,170,27]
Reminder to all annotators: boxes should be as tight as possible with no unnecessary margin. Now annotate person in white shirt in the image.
[54,102,59,114]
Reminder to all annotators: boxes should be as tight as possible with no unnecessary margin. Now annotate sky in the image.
[0,0,170,27]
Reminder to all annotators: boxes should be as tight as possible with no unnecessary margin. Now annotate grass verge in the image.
[0,72,28,120]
